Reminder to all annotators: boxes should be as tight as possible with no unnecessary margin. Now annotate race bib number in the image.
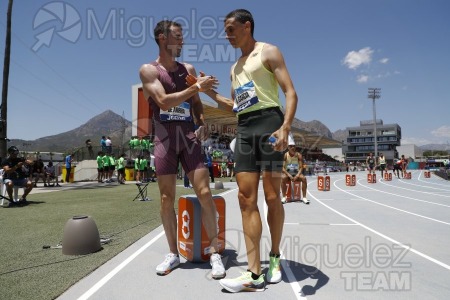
[287,163,299,175]
[160,102,192,122]
[233,81,259,113]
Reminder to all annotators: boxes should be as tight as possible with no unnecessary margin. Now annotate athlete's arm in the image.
[139,63,216,111]
[296,153,304,178]
[262,43,298,152]
[282,153,291,178]
[185,64,205,126]
[202,72,235,112]
[185,64,210,141]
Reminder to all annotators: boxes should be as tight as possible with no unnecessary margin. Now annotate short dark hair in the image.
[154,20,182,45]
[8,146,19,154]
[225,9,254,36]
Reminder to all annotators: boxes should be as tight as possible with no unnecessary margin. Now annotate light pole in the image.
[368,88,381,158]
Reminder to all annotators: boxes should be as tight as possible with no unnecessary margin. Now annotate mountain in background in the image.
[10,109,447,154]
[419,143,450,152]
[8,110,132,153]
[292,119,333,139]
[331,129,348,144]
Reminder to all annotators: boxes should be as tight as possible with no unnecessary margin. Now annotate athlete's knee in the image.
[196,186,213,204]
[265,192,280,205]
[160,194,175,209]
[238,191,258,211]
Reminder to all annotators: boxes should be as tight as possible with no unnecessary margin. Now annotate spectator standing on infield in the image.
[100,136,107,153]
[86,139,94,158]
[105,136,112,154]
[117,153,126,184]
[96,151,104,183]
[64,153,74,183]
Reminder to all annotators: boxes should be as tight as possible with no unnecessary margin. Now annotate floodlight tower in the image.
[368,88,381,158]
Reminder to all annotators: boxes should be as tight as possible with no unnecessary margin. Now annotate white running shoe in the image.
[267,255,282,284]
[219,271,265,293]
[302,197,310,204]
[210,253,226,279]
[281,196,287,204]
[156,253,180,275]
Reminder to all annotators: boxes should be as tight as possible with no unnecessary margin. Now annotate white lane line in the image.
[398,180,450,192]
[263,190,305,300]
[284,223,358,226]
[361,180,450,208]
[306,191,450,271]
[79,188,239,300]
[379,177,450,196]
[334,179,450,225]
[417,170,450,187]
[77,230,165,300]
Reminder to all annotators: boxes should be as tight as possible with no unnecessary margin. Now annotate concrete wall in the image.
[73,160,98,181]
[397,144,423,160]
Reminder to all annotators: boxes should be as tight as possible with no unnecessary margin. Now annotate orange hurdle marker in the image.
[285,182,293,202]
[318,175,331,191]
[368,173,377,183]
[324,175,330,191]
[424,171,431,178]
[384,173,392,181]
[292,181,302,201]
[346,174,352,186]
[318,176,324,191]
[285,181,302,202]
[346,174,356,186]
[177,195,226,262]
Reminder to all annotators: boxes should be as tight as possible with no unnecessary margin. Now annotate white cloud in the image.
[379,58,389,64]
[342,47,374,70]
[356,74,369,83]
[431,126,450,138]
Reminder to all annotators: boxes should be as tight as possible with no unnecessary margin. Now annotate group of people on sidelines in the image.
[1,146,59,207]
[366,152,409,178]
[96,151,126,184]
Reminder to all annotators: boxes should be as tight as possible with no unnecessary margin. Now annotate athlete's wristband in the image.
[195,83,201,91]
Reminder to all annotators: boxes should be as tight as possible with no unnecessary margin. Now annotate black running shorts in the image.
[234,107,284,173]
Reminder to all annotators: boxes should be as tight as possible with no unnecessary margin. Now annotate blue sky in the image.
[1,0,449,147]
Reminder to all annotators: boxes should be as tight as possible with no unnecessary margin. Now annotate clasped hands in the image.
[186,71,219,92]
